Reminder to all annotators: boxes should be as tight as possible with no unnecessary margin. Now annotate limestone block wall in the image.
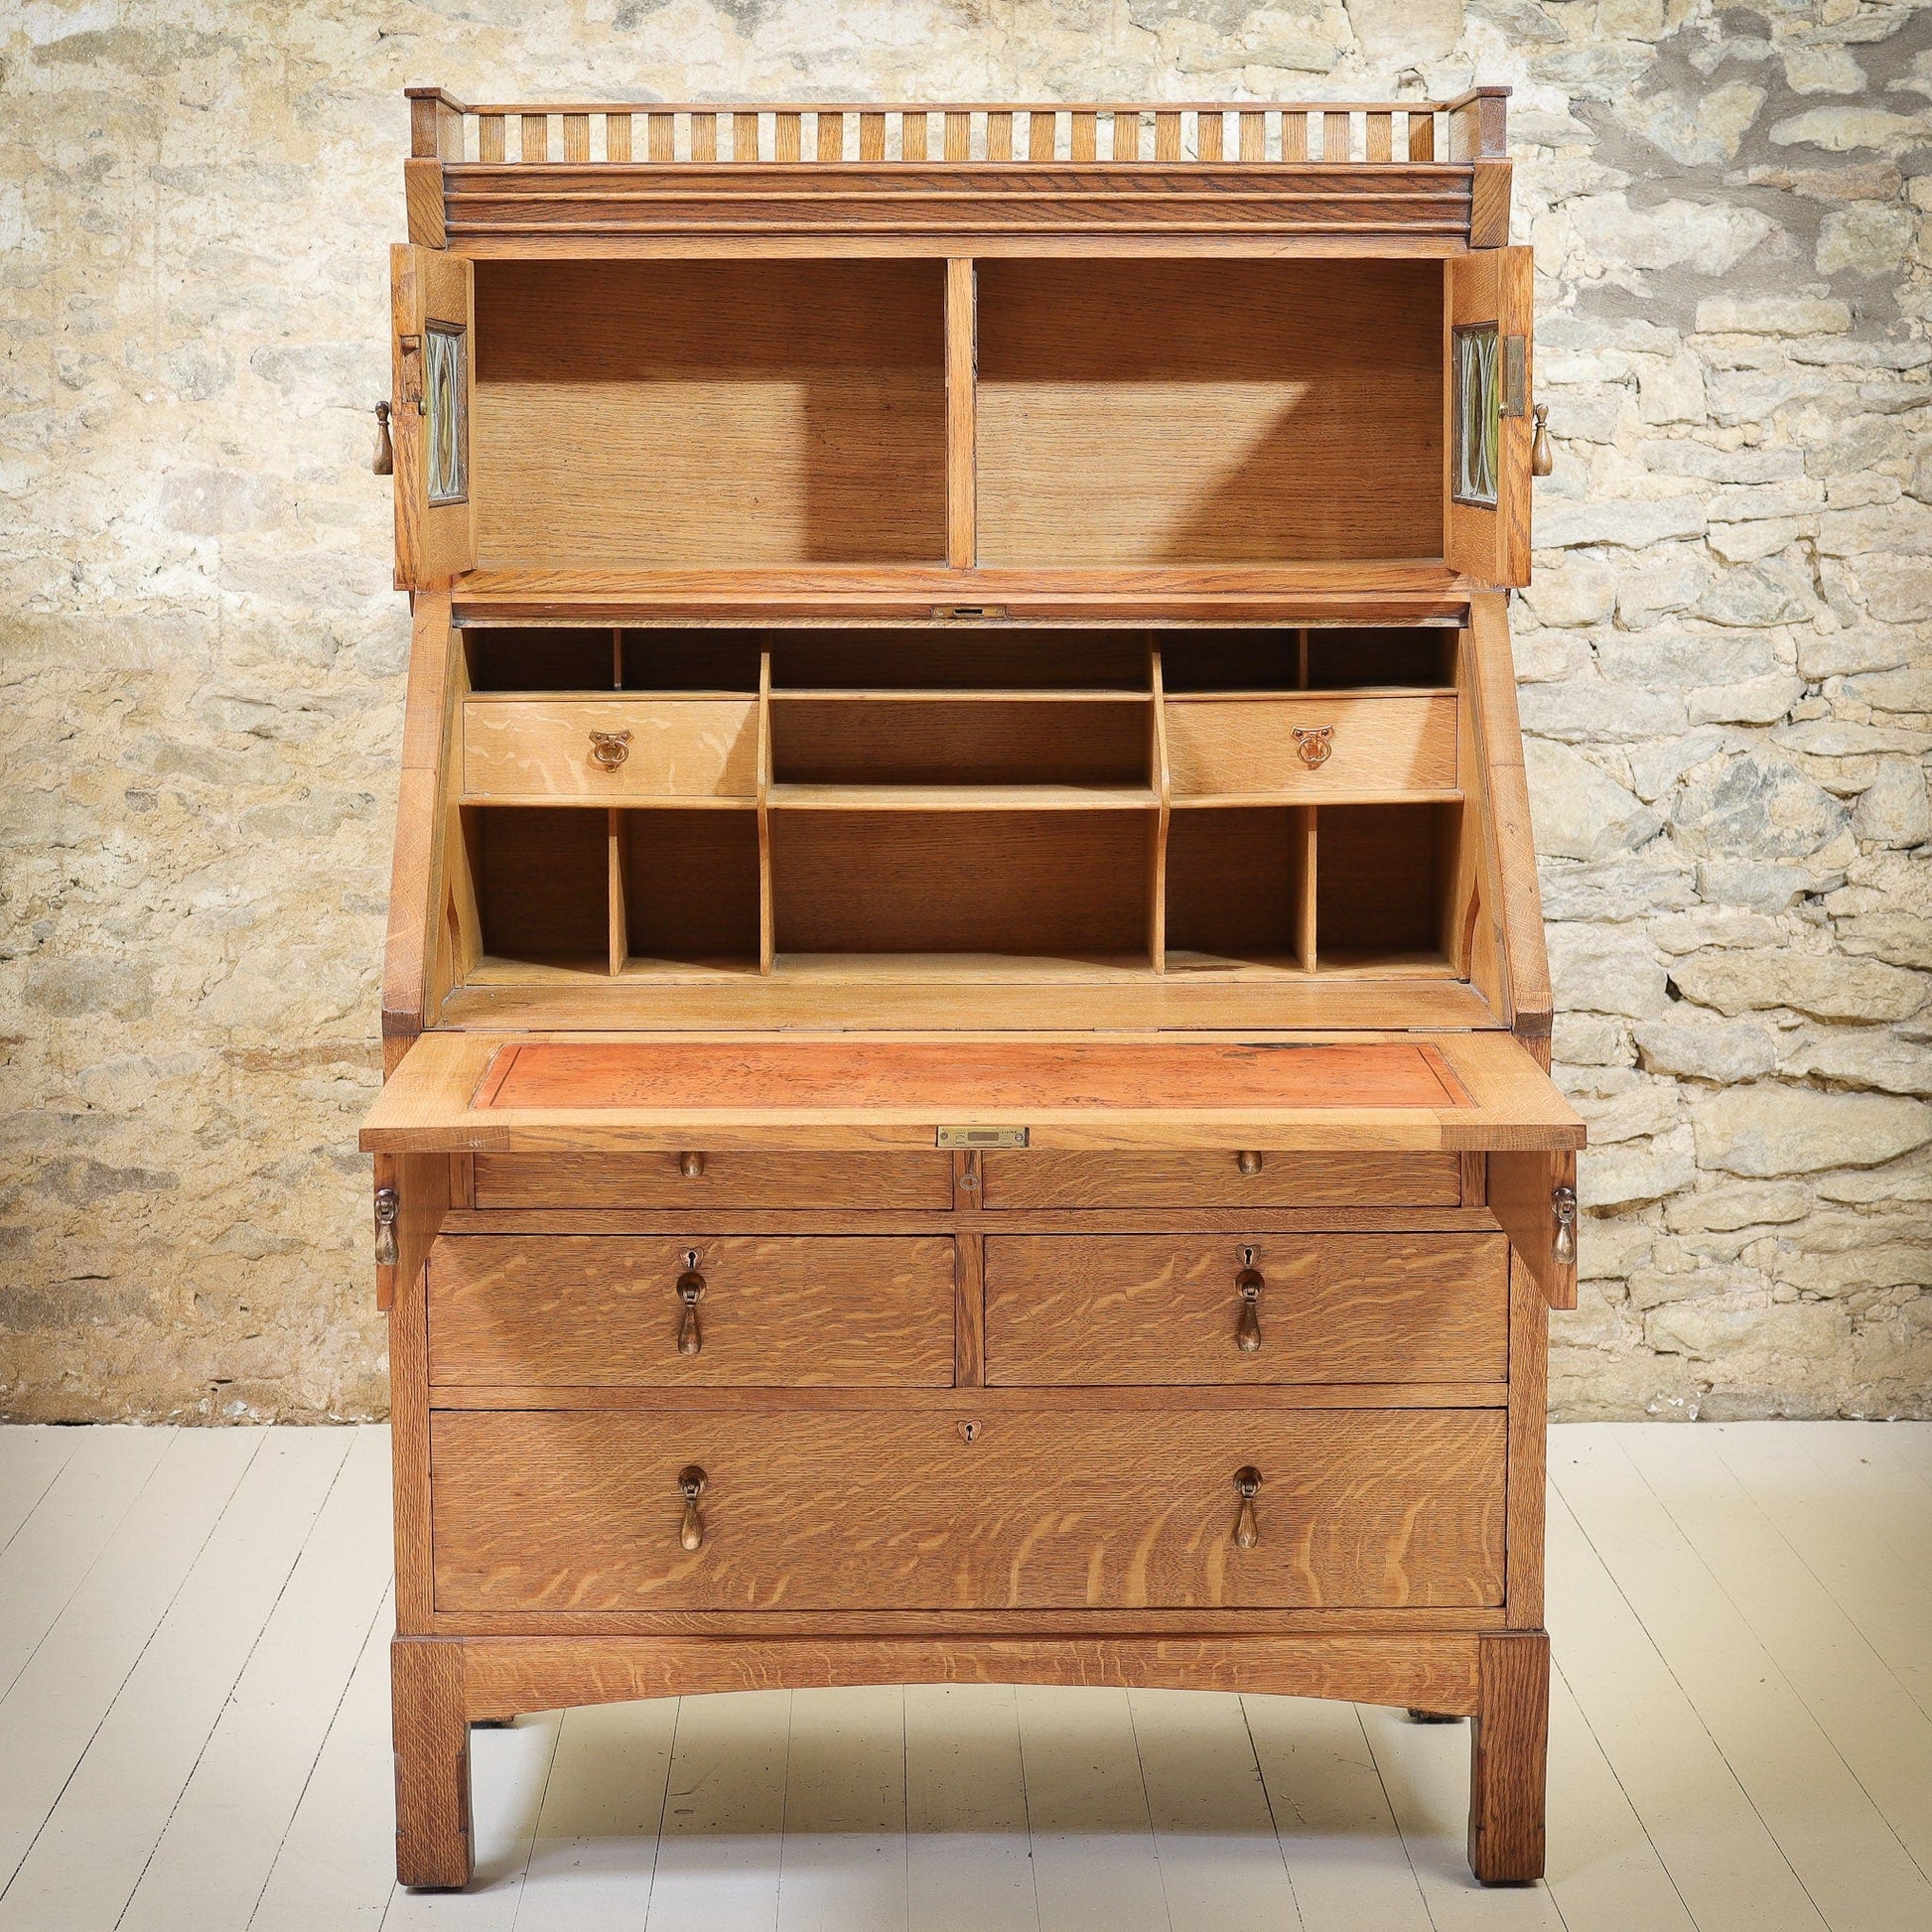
[1,1,1926,1422]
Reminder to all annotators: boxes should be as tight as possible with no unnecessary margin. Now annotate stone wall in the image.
[1,0,1926,1422]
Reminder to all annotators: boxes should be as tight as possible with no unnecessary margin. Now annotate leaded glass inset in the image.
[425,322,468,506]
[1451,321,1499,509]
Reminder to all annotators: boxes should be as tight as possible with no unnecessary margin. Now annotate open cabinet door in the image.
[1445,246,1532,588]
[391,243,476,590]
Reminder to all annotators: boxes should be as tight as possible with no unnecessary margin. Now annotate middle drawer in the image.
[429,1235,957,1388]
[985,1233,1508,1385]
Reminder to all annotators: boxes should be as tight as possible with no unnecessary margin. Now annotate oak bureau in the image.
[362,85,1585,1889]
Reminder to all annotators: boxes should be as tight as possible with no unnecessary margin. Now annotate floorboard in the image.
[0,1422,1925,1932]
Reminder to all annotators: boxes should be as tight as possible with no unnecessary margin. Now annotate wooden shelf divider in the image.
[1148,640,1171,973]
[758,650,775,975]
[945,258,977,570]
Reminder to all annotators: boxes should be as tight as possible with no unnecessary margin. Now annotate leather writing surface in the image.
[474,1038,1470,1113]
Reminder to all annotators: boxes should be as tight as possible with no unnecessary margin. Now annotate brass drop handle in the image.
[589,730,631,770]
[373,1186,398,1267]
[676,1270,705,1355]
[1531,403,1554,478]
[1294,725,1332,769]
[1552,1184,1578,1268]
[372,401,393,476]
[1235,1267,1263,1352]
[1236,1150,1263,1177]
[679,1151,705,1178]
[1233,1467,1261,1550]
[678,1465,707,1551]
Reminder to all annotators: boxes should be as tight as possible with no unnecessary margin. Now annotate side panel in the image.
[392,243,477,590]
[1445,247,1532,588]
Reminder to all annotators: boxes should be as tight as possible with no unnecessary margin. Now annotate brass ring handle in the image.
[679,1151,706,1178]
[1294,726,1332,769]
[1236,1150,1263,1177]
[676,1271,705,1356]
[589,730,632,769]
[1233,1467,1261,1549]
[678,1465,707,1551]
[1235,1268,1263,1353]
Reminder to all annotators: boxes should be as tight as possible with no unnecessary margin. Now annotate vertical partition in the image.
[945,259,977,569]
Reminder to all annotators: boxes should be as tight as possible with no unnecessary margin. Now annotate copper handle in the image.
[678,1465,707,1551]
[676,1271,705,1355]
[372,401,393,476]
[1235,1267,1263,1352]
[373,1186,399,1266]
[1531,403,1554,478]
[1236,1150,1263,1178]
[1552,1185,1578,1268]
[1294,726,1332,769]
[1233,1467,1261,1549]
[589,730,631,769]
[679,1151,705,1178]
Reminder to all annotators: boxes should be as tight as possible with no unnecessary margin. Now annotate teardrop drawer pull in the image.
[1235,1267,1263,1352]
[678,1465,707,1551]
[679,1151,706,1178]
[675,1271,705,1356]
[1233,1467,1261,1549]
[1236,1150,1263,1177]
[373,1186,399,1266]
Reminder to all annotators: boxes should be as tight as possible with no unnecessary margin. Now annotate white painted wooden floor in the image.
[0,1424,1927,1931]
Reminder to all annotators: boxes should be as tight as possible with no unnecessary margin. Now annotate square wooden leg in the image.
[392,1638,473,1890]
[1466,1631,1548,1884]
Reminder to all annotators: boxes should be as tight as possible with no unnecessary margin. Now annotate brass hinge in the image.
[937,1126,1029,1149]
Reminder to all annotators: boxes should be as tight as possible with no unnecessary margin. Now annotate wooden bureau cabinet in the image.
[364,85,1583,1890]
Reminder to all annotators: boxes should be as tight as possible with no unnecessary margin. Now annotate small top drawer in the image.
[1163,694,1458,802]
[472,1151,956,1210]
[978,1149,1464,1209]
[984,1232,1508,1386]
[463,696,759,801]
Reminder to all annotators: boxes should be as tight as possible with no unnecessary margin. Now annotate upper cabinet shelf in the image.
[402,89,1511,255]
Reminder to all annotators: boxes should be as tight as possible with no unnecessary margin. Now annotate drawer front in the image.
[429,1235,956,1388]
[463,697,759,801]
[984,1233,1508,1386]
[1164,694,1458,801]
[430,1407,1505,1613]
[472,1151,956,1210]
[978,1149,1463,1209]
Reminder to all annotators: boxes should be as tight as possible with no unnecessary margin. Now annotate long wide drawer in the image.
[984,1233,1508,1386]
[429,1407,1506,1612]
[472,1151,956,1210]
[977,1150,1464,1209]
[428,1235,957,1388]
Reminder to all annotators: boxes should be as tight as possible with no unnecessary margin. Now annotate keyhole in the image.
[683,1248,699,1270]
[957,1420,982,1445]
[1241,1245,1257,1268]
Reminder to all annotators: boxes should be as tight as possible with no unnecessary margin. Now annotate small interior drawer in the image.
[429,1234,956,1389]
[984,1232,1508,1386]
[462,696,759,801]
[472,1151,955,1210]
[977,1149,1464,1209]
[1164,694,1458,801]
[429,1405,1506,1613]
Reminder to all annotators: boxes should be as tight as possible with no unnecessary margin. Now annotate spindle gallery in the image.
[363,83,1583,1890]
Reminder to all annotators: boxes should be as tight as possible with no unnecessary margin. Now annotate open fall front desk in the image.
[365,82,1583,1893]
